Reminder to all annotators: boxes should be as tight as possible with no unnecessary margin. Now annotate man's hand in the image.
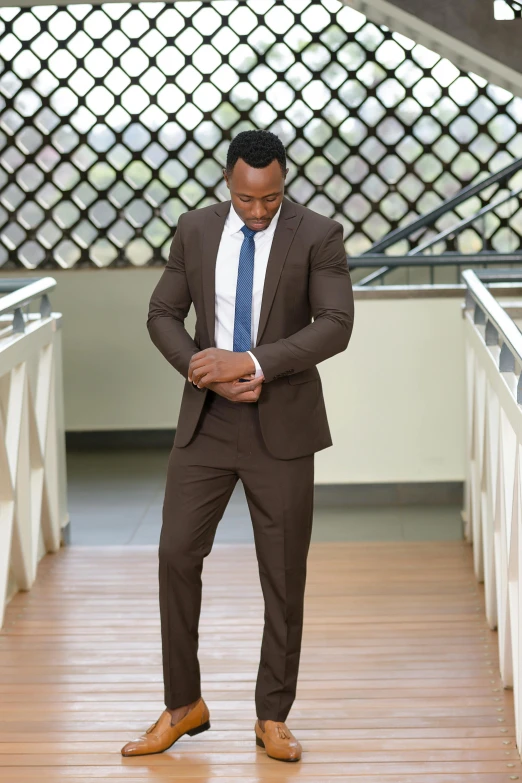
[188,348,255,387]
[208,376,264,403]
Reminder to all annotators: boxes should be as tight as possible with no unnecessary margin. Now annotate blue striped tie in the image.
[233,225,257,353]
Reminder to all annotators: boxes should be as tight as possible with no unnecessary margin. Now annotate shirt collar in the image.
[226,201,282,237]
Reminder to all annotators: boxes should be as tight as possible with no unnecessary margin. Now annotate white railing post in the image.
[463,269,522,755]
[0,278,69,627]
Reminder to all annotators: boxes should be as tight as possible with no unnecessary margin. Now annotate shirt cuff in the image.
[247,350,264,379]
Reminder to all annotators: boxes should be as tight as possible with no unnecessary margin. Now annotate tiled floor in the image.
[66,450,464,545]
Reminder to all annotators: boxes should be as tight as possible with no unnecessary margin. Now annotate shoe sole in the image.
[255,735,301,762]
[122,721,211,757]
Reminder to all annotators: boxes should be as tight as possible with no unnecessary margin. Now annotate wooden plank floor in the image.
[0,541,520,782]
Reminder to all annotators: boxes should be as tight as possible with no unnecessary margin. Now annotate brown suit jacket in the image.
[147,196,354,460]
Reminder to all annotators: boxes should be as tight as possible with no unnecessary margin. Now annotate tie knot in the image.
[241,225,257,240]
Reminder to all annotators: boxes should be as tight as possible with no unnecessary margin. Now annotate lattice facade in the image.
[1,0,522,269]
[494,0,522,19]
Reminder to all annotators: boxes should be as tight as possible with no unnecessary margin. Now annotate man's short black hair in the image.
[226,129,286,175]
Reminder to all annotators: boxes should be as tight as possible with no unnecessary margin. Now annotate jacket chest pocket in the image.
[288,368,318,384]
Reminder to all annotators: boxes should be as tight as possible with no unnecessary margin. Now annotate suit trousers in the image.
[158,389,314,722]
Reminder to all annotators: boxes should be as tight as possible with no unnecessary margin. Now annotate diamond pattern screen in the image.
[494,1,522,19]
[1,0,522,269]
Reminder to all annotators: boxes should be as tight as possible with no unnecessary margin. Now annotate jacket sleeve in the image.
[250,221,354,382]
[146,213,199,379]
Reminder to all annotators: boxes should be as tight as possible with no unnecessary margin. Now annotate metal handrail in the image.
[462,268,522,399]
[353,156,522,286]
[0,277,56,334]
[409,186,522,257]
[353,253,522,287]
[364,156,522,256]
[351,251,522,269]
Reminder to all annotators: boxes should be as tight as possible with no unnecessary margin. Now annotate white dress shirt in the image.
[214,201,282,379]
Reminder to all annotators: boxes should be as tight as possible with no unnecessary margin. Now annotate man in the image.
[121,129,354,762]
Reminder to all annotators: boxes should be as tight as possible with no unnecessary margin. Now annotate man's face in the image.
[223,157,288,231]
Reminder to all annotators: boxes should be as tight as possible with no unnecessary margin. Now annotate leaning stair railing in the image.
[463,268,522,756]
[351,156,522,286]
[0,278,68,627]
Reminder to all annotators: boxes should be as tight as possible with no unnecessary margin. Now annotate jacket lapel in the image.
[201,200,230,347]
[256,196,301,345]
[200,195,302,348]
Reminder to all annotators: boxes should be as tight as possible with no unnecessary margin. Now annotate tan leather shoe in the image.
[121,698,210,757]
[255,719,302,762]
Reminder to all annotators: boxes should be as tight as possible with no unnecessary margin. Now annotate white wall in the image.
[1,269,468,484]
[1,268,188,432]
[316,293,466,484]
